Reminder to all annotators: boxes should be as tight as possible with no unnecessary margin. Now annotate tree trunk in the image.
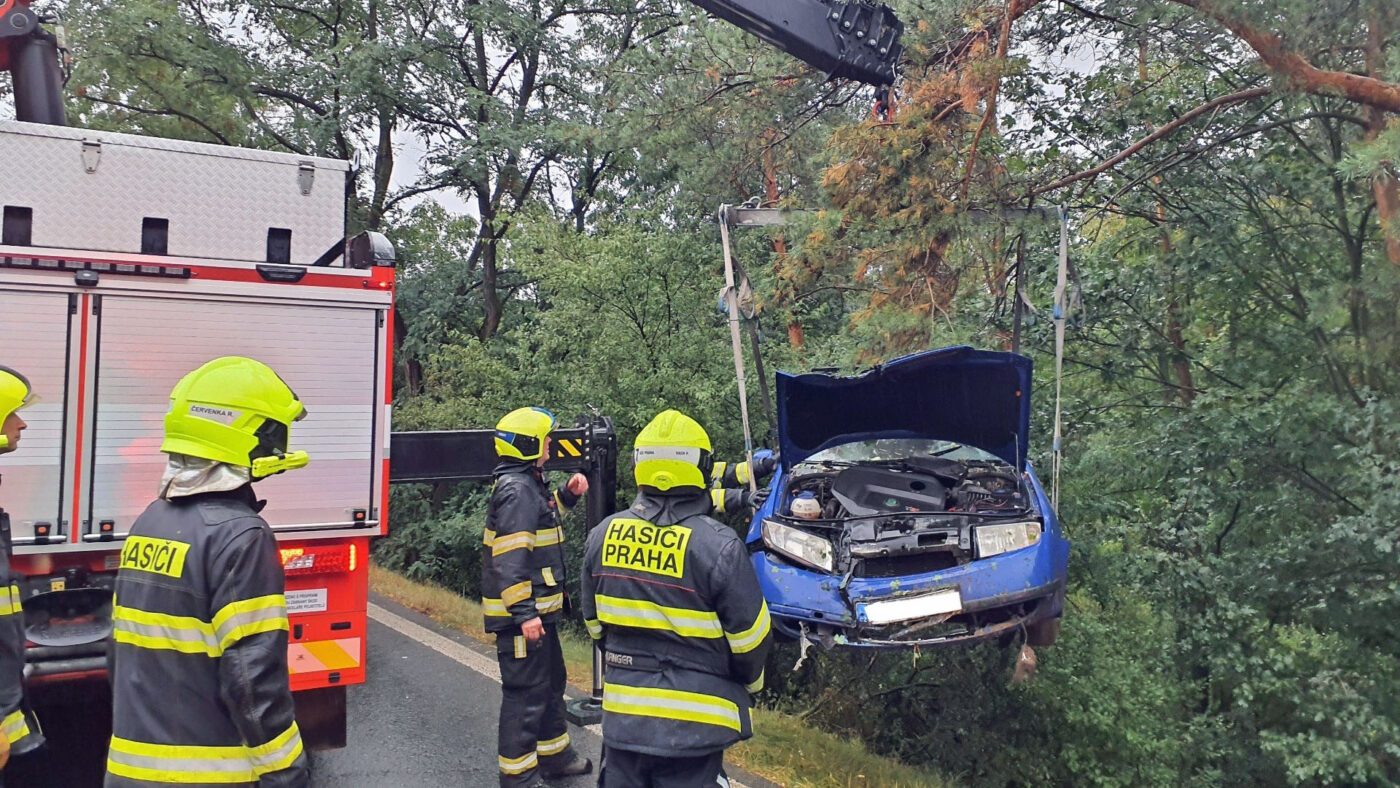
[366,0,394,230]
[368,107,395,230]
[479,221,503,341]
[1159,204,1195,405]
[393,308,422,396]
[1375,170,1400,266]
[1365,4,1400,266]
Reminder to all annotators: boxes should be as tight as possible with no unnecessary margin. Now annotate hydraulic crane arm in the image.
[1,0,66,125]
[688,0,902,86]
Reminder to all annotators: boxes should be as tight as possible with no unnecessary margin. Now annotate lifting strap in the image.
[719,208,758,493]
[1051,206,1069,514]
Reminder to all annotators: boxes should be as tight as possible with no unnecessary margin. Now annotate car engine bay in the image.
[785,456,1028,519]
[773,455,1036,577]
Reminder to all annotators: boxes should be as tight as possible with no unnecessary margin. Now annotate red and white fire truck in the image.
[0,116,395,745]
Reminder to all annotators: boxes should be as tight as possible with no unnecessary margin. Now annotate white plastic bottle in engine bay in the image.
[791,492,822,520]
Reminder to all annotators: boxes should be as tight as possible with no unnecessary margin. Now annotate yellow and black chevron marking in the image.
[556,439,583,457]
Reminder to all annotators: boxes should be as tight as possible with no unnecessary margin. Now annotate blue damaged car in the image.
[746,346,1069,648]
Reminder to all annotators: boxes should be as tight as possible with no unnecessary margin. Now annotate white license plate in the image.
[857,589,963,625]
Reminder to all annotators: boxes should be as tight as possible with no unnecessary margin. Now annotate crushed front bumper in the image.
[751,532,1069,648]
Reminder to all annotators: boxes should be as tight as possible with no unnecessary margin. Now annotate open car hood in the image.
[776,346,1032,469]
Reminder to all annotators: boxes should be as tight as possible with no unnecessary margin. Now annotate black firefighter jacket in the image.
[481,462,580,633]
[581,491,774,758]
[105,485,308,787]
[0,476,42,755]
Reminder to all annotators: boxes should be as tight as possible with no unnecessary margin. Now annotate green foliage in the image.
[39,0,1400,784]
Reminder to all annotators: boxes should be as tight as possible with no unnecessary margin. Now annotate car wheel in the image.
[1025,616,1060,647]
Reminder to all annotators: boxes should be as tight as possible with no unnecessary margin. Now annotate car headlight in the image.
[762,519,835,573]
[975,521,1042,559]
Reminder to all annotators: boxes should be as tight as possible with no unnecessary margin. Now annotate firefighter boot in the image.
[541,750,592,778]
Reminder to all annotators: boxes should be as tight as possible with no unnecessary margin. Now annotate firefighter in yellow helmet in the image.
[105,357,308,787]
[0,367,45,779]
[581,410,773,788]
[483,407,592,787]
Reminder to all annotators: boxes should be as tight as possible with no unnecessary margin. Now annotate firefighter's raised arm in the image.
[211,527,309,787]
[709,450,777,490]
[553,472,588,515]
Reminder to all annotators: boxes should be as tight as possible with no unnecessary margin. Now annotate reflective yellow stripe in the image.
[486,589,565,616]
[211,595,288,650]
[584,618,602,639]
[105,722,302,783]
[725,601,771,654]
[248,723,304,774]
[535,593,564,614]
[501,581,533,607]
[514,636,527,659]
[537,732,570,755]
[542,567,556,586]
[603,683,743,732]
[710,489,727,513]
[1,710,29,744]
[536,527,563,547]
[736,462,751,485]
[486,529,535,556]
[113,605,221,656]
[0,585,22,616]
[710,461,727,483]
[746,670,765,694]
[499,751,538,775]
[594,594,723,639]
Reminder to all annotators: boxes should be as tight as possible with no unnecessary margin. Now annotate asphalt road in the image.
[4,596,774,788]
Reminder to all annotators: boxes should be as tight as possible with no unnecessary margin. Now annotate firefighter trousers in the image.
[599,747,729,788]
[495,623,574,787]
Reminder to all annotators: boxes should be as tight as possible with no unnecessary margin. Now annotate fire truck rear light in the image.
[281,545,354,576]
[352,508,367,523]
[99,520,114,532]
[34,523,49,536]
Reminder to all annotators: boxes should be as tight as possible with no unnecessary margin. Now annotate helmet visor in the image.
[0,365,37,410]
[251,418,290,460]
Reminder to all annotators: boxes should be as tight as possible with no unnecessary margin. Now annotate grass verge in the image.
[369,563,954,788]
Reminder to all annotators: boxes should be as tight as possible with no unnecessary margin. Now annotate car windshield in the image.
[799,438,1003,466]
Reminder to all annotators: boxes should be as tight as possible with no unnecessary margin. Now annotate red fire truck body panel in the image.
[2,120,394,742]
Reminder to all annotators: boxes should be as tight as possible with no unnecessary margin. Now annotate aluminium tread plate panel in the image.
[0,120,347,264]
[0,289,69,534]
[89,295,377,533]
